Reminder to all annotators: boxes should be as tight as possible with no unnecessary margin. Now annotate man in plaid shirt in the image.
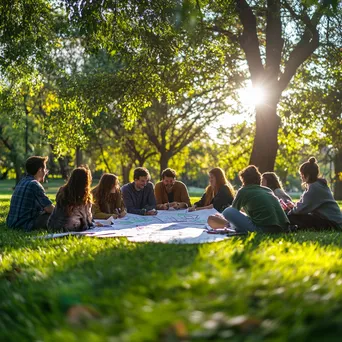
[6,156,55,231]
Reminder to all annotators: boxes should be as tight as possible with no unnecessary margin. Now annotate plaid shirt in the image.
[6,175,52,231]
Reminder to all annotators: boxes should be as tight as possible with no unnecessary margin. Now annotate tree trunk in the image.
[159,152,172,179]
[58,157,70,180]
[15,165,22,185]
[333,149,342,200]
[122,163,132,184]
[249,103,281,173]
[75,146,83,167]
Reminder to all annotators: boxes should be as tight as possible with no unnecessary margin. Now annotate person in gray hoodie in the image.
[287,157,342,230]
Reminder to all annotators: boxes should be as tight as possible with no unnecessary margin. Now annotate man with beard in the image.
[154,168,191,210]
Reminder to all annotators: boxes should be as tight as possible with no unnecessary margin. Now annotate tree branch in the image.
[235,0,264,84]
[206,25,240,44]
[265,0,284,81]
[278,4,323,92]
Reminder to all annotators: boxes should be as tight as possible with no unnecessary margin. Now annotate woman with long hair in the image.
[188,167,234,212]
[47,166,93,232]
[92,173,126,219]
[287,157,342,230]
[261,172,292,203]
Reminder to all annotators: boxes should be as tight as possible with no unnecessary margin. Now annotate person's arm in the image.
[33,182,54,213]
[188,193,205,211]
[212,186,234,212]
[144,183,157,211]
[180,183,191,207]
[122,185,146,215]
[191,192,206,209]
[117,191,127,218]
[91,202,117,219]
[44,204,54,213]
[154,182,164,205]
[288,187,317,215]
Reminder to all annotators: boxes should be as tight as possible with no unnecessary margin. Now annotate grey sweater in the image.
[288,179,342,227]
[121,182,156,215]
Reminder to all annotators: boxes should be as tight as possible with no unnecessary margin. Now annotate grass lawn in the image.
[1,183,342,341]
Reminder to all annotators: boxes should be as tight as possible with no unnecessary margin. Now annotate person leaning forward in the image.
[6,156,54,231]
[154,168,191,210]
[121,167,157,216]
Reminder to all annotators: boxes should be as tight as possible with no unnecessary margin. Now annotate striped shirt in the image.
[6,175,52,231]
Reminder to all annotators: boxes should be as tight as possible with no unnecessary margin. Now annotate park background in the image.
[1,0,342,341]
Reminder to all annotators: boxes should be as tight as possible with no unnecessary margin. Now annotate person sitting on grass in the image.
[287,157,342,230]
[207,165,290,233]
[188,167,234,213]
[121,167,157,216]
[47,166,93,232]
[91,173,127,219]
[154,168,191,210]
[6,156,54,231]
[261,172,292,203]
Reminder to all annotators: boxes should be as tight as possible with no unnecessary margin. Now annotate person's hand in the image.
[286,201,295,209]
[162,203,169,210]
[169,202,181,209]
[95,222,104,227]
[146,209,158,216]
[188,206,196,212]
[118,211,126,218]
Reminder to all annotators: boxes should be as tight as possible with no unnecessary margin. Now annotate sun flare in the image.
[238,86,265,107]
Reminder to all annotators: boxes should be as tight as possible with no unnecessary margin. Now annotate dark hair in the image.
[161,168,176,179]
[261,172,283,191]
[25,156,48,176]
[92,173,120,212]
[204,167,235,206]
[299,157,319,184]
[239,165,261,186]
[57,166,92,213]
[133,167,150,180]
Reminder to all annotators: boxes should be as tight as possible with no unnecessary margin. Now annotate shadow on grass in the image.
[0,237,201,341]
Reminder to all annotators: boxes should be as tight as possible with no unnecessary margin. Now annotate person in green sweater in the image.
[287,157,342,230]
[208,165,289,233]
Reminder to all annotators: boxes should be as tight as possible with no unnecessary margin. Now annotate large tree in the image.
[63,0,341,172]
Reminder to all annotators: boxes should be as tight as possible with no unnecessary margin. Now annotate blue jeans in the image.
[222,207,263,233]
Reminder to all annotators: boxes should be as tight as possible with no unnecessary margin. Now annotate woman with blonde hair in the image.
[47,166,93,232]
[189,167,234,213]
[91,173,126,219]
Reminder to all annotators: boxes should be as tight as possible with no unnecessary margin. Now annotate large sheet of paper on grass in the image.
[43,208,230,244]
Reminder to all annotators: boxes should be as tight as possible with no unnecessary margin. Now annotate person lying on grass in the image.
[207,165,290,233]
[286,157,342,230]
[188,167,235,213]
[47,166,93,232]
[91,173,127,219]
[6,156,54,231]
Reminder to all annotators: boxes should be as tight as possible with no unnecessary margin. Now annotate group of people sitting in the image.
[6,155,342,234]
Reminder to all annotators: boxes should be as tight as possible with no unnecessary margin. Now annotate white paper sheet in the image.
[43,208,230,244]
